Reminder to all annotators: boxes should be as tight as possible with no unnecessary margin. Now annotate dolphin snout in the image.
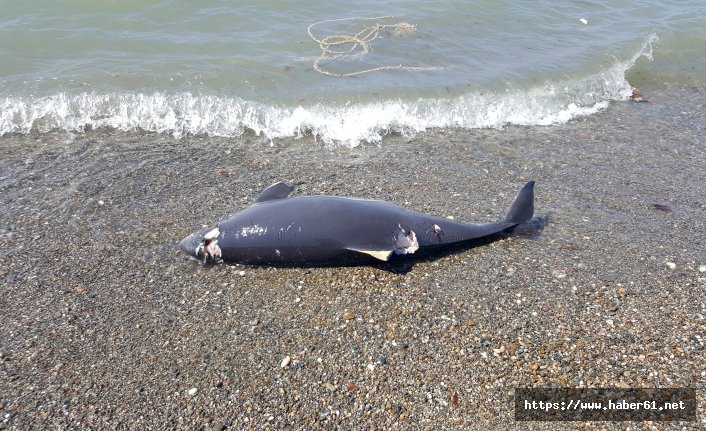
[179,232,203,258]
[179,226,221,263]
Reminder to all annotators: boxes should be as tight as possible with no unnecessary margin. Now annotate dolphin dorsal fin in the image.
[255,182,294,203]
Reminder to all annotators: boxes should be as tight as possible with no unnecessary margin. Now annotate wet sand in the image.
[1,87,705,429]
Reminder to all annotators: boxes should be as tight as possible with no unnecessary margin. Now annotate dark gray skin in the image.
[179,181,535,266]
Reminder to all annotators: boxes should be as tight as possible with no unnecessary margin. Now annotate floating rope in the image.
[306,15,443,77]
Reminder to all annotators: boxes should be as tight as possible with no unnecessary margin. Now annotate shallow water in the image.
[1,1,705,144]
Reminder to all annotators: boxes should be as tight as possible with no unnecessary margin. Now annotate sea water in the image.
[1,0,705,146]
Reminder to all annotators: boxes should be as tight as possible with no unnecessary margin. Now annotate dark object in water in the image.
[630,87,648,102]
[651,203,672,213]
[180,181,536,266]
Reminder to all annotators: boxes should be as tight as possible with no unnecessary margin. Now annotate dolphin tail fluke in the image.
[504,181,535,224]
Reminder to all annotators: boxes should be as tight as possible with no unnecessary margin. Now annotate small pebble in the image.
[552,269,566,279]
[238,270,246,276]
[280,356,291,368]
[98,200,104,205]
[666,262,676,270]
[188,388,197,396]
[343,311,356,320]
[699,265,706,273]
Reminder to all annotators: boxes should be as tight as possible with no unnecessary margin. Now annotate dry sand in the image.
[1,87,705,429]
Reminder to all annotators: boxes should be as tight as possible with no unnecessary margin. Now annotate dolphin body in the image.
[179,181,535,266]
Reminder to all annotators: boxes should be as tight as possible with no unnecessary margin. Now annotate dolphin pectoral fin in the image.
[346,248,394,261]
[254,182,294,203]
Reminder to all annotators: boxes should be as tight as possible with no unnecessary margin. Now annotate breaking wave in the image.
[0,35,657,147]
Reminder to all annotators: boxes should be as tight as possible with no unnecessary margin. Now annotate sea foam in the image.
[0,35,657,147]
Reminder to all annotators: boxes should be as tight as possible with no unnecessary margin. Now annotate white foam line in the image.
[0,34,657,147]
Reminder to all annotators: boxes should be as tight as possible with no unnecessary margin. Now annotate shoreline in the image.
[1,86,704,429]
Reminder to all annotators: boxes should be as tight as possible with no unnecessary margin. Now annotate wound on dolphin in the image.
[179,181,537,267]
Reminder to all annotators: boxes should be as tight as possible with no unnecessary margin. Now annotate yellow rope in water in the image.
[307,15,443,77]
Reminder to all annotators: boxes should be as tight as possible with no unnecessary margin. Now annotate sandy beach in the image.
[1,87,704,429]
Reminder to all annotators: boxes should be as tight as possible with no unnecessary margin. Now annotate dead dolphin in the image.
[179,181,535,266]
